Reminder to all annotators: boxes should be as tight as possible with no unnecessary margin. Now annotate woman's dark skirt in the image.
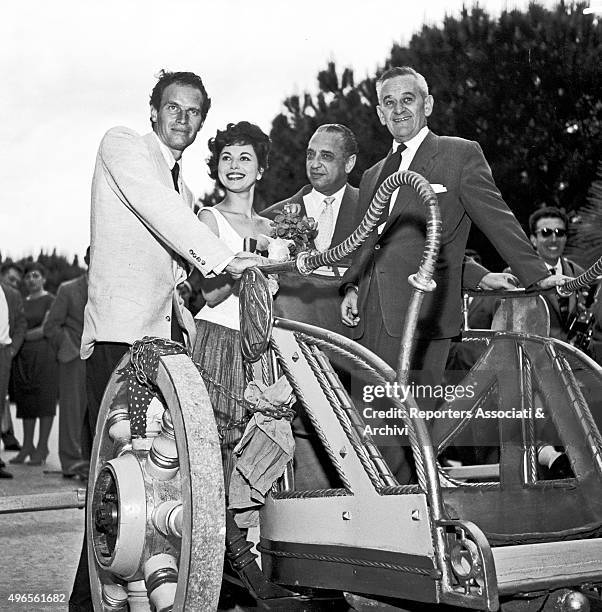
[192,319,248,490]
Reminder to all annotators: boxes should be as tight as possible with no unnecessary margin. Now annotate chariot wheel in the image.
[86,346,225,611]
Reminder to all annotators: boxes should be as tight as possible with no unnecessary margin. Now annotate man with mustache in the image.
[263,123,359,337]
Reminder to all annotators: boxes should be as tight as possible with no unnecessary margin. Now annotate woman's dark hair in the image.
[207,121,271,182]
[24,261,47,278]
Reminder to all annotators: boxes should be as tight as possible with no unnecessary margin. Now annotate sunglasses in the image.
[536,228,567,238]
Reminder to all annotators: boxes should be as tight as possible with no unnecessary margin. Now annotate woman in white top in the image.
[192,121,272,488]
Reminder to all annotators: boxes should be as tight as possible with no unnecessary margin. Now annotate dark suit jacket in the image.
[343,130,549,340]
[262,184,359,335]
[467,257,584,340]
[44,274,88,363]
[590,285,602,365]
[0,281,26,355]
[541,258,584,340]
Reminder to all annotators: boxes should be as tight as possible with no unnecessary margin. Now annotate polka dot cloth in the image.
[125,374,154,438]
[125,337,188,438]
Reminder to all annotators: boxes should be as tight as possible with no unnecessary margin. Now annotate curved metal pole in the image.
[392,178,441,385]
[258,170,440,280]
[558,254,602,296]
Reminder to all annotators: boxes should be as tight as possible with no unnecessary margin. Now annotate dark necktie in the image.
[171,162,180,193]
[373,144,407,223]
[170,161,184,344]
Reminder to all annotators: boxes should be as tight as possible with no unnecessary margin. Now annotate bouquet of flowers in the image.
[270,202,319,258]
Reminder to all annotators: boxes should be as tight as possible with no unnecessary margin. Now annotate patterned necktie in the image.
[315,196,335,251]
[171,162,180,193]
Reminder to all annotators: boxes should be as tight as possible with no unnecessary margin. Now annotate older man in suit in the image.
[262,124,360,489]
[71,70,263,612]
[263,124,359,336]
[44,248,90,478]
[341,66,565,386]
[0,274,26,479]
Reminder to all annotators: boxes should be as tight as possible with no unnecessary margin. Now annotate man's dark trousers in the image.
[69,342,129,612]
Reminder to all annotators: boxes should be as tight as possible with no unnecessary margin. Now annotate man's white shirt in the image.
[0,288,11,346]
[303,184,348,276]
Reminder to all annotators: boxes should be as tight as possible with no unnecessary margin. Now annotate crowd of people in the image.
[0,66,600,611]
[0,258,91,480]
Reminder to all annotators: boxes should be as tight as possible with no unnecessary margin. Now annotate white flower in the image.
[258,235,294,261]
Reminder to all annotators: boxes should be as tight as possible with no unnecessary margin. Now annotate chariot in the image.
[7,172,602,612]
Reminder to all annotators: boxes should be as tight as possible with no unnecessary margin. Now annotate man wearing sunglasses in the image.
[528,207,584,341]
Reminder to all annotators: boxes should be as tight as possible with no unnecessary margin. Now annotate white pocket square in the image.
[430,183,447,193]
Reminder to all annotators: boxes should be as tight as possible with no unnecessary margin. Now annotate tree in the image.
[388,2,601,266]
[259,63,385,208]
[567,159,602,267]
[0,250,85,295]
[257,2,601,269]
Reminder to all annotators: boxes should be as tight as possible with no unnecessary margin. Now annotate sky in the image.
[1,0,566,262]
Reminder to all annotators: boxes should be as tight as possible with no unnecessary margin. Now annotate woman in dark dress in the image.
[9,262,58,465]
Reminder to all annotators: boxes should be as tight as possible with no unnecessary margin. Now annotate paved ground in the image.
[0,406,84,612]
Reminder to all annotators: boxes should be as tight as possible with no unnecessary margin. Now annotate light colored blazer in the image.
[81,127,233,358]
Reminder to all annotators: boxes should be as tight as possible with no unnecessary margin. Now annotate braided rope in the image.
[546,343,602,475]
[435,383,499,488]
[435,478,499,490]
[435,382,498,454]
[269,339,353,491]
[293,331,427,493]
[461,336,491,345]
[293,331,388,378]
[260,352,271,386]
[297,340,386,489]
[521,352,538,484]
[272,488,350,499]
[306,344,398,488]
[304,171,440,275]
[256,545,441,578]
[378,485,422,495]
